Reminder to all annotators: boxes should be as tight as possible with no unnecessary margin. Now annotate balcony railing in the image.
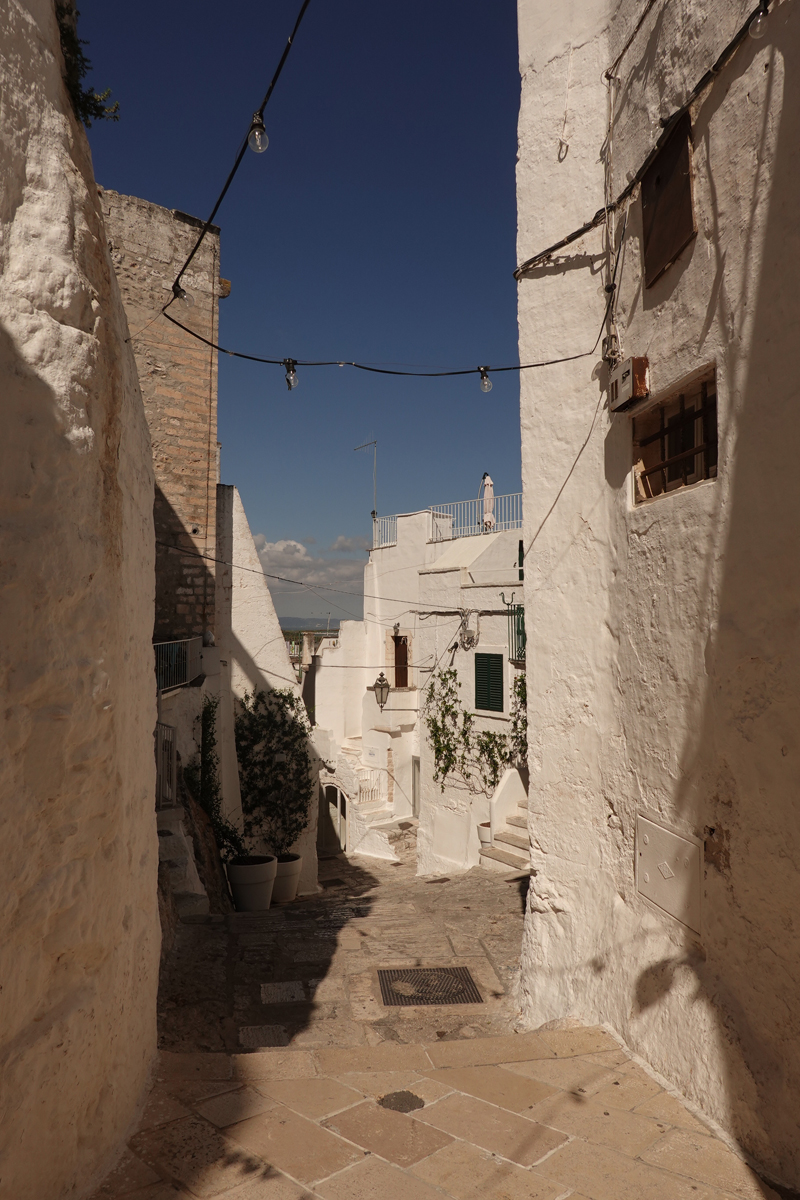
[155,721,177,810]
[430,492,522,542]
[372,515,398,549]
[154,637,203,691]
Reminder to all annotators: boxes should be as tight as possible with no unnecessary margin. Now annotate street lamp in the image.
[373,672,390,711]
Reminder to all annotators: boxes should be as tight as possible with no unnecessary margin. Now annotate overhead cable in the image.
[171,0,313,298]
[514,1,772,279]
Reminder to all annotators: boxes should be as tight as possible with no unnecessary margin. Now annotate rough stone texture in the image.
[0,1,159,1195]
[516,0,800,1189]
[101,188,221,644]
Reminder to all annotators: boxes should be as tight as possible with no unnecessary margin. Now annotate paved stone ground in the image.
[91,853,781,1200]
[158,853,530,1054]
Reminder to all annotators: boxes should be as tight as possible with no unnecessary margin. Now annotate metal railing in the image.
[154,637,202,691]
[357,769,382,807]
[155,722,177,810]
[372,515,397,549]
[508,603,526,663]
[430,493,522,542]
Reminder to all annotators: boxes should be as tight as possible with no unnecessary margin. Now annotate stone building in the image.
[0,3,160,1196]
[101,191,222,646]
[102,189,318,896]
[312,488,527,874]
[516,0,800,1188]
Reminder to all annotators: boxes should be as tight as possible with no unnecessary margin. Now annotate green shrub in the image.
[56,4,119,127]
[235,689,313,857]
[184,695,245,862]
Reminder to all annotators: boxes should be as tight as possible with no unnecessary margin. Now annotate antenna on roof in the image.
[354,439,377,516]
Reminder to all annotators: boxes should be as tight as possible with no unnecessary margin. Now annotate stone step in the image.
[506,814,527,830]
[495,829,529,852]
[517,799,528,810]
[480,846,530,872]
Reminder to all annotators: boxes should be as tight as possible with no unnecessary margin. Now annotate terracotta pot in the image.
[477,821,492,846]
[226,855,277,911]
[271,853,302,904]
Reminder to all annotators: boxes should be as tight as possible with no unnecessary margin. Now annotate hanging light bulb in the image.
[172,281,194,309]
[479,367,493,393]
[283,359,299,390]
[247,113,269,154]
[749,1,769,37]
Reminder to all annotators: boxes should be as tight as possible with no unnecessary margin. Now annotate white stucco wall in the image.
[216,485,318,892]
[0,2,160,1195]
[517,0,800,1186]
[415,532,521,875]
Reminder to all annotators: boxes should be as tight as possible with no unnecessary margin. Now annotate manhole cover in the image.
[377,967,483,1007]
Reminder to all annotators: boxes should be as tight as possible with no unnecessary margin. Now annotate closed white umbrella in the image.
[481,473,495,530]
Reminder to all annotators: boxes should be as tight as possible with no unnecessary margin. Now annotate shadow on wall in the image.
[153,484,214,642]
[629,14,800,1194]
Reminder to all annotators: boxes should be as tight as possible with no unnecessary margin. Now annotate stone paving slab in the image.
[91,855,782,1200]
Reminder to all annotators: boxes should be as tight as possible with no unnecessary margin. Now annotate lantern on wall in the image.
[373,672,390,711]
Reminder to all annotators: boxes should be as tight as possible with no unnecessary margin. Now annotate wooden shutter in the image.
[475,653,503,712]
[641,113,696,288]
[393,635,408,688]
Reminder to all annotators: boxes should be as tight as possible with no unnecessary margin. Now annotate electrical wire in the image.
[155,539,500,612]
[161,287,615,381]
[171,0,313,295]
[514,1,772,279]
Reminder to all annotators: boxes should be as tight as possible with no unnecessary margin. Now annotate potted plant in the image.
[226,853,277,910]
[235,688,314,905]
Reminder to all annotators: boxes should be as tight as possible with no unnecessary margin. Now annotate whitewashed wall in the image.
[0,2,159,1195]
[416,532,521,874]
[216,485,318,892]
[517,0,800,1186]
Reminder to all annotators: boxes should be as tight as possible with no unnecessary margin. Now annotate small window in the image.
[633,373,717,503]
[641,112,697,287]
[393,634,408,688]
[475,653,504,712]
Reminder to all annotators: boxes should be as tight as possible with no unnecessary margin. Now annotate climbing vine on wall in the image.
[184,694,245,861]
[424,668,528,794]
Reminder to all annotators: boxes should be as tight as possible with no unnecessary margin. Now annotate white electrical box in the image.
[636,814,702,934]
[609,356,649,412]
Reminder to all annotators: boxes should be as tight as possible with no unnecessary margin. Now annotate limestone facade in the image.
[0,2,160,1195]
[516,0,800,1187]
[101,190,222,644]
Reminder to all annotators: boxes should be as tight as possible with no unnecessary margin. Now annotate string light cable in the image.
[161,255,622,389]
[168,0,313,310]
[514,0,777,279]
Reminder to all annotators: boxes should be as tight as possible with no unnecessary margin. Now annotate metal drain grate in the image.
[378,966,483,1007]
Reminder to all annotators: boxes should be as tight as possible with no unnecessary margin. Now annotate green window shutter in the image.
[475,653,503,712]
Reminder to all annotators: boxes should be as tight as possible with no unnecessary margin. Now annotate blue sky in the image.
[80,0,521,621]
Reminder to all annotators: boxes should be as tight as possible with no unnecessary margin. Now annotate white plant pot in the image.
[477,822,492,847]
[271,854,303,904]
[227,855,277,911]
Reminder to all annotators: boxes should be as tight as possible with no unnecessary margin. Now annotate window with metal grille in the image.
[475,653,504,712]
[633,372,717,503]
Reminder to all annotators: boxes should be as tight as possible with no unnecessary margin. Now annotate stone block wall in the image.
[101,190,223,643]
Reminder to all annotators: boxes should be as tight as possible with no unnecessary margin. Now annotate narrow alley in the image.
[93,852,782,1200]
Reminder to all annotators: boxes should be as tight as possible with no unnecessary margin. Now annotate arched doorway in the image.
[317,784,347,857]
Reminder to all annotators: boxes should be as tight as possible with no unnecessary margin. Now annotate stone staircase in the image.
[479,798,530,874]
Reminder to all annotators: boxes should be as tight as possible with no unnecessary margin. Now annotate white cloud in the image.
[255,535,365,611]
[330,534,371,553]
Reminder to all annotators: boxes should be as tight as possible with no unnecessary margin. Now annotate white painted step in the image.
[506,814,527,830]
[480,846,529,872]
[495,829,529,852]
